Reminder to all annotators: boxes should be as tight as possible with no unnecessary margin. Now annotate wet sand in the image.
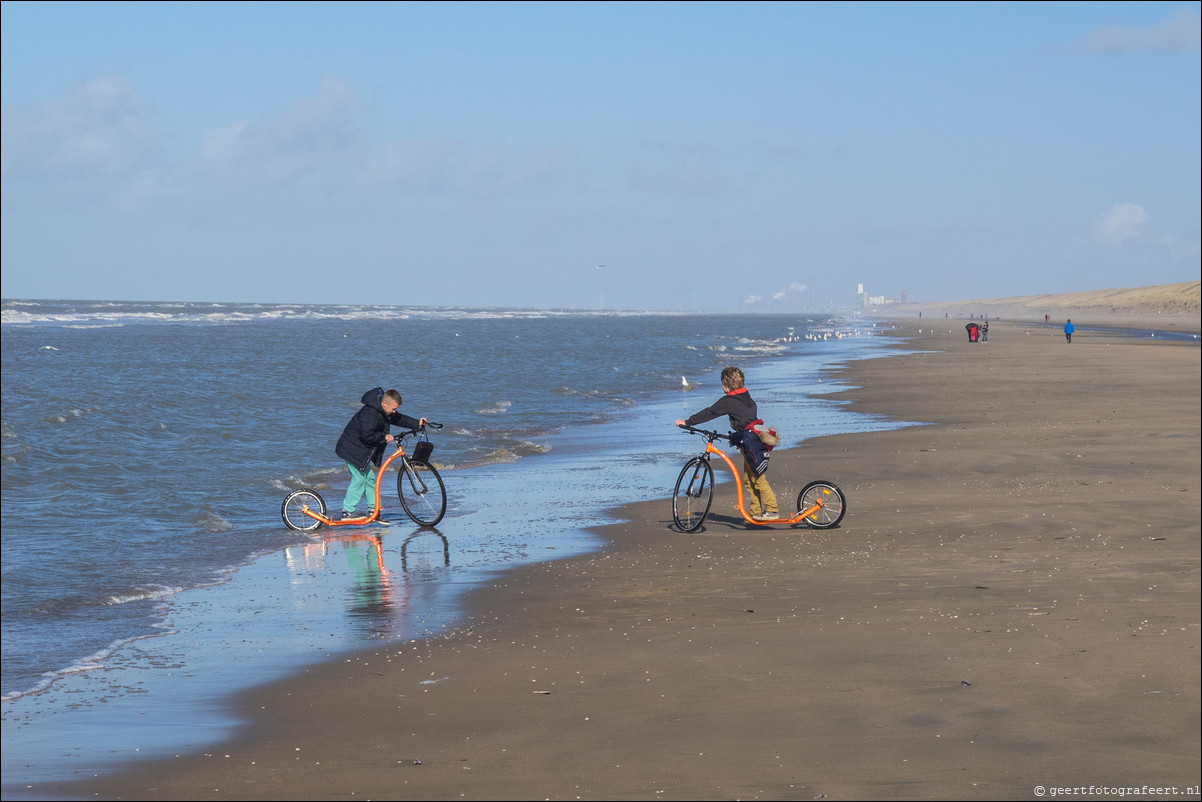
[48,318,1201,800]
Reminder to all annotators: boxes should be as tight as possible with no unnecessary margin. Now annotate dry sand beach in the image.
[46,308,1201,801]
[871,280,1200,329]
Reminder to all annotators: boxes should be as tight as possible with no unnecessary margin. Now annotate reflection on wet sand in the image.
[283,529,452,641]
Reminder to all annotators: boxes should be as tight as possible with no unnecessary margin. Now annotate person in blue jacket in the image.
[336,388,426,520]
[1064,319,1074,343]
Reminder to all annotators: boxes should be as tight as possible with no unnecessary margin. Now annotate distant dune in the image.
[882,280,1200,331]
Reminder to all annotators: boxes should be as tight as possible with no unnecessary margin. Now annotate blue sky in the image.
[2,1,1199,311]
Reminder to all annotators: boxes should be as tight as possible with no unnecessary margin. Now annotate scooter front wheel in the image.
[397,459,447,527]
[282,488,327,531]
[672,457,714,532]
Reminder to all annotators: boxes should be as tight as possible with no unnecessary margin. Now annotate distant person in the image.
[1064,319,1074,343]
[336,388,426,521]
[980,320,989,342]
[676,366,777,521]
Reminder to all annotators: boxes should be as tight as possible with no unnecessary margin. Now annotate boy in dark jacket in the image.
[336,388,425,520]
[675,366,778,520]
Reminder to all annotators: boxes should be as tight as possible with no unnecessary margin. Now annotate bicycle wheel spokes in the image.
[796,481,846,529]
[282,489,326,531]
[396,459,447,527]
[672,457,714,532]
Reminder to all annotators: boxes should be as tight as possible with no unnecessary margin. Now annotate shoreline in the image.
[1,316,891,791]
[30,318,1202,800]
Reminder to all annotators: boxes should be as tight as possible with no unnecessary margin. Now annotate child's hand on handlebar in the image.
[675,419,686,427]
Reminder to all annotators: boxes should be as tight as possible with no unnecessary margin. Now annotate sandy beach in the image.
[45,316,1200,801]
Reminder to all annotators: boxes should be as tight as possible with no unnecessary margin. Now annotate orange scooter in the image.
[672,426,845,532]
[282,424,446,530]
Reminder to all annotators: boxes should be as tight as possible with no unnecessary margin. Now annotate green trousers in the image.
[342,462,376,514]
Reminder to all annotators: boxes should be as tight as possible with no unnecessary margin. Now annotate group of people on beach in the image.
[965,319,989,342]
[335,307,1088,526]
[336,365,779,523]
[965,318,1076,344]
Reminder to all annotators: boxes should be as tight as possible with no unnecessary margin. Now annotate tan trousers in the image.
[742,457,777,516]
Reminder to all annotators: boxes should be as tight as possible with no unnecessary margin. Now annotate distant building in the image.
[856,282,906,310]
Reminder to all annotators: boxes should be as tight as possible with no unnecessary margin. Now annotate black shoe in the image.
[374,513,392,526]
[340,510,359,520]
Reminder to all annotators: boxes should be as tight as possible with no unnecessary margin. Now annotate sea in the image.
[1,299,914,793]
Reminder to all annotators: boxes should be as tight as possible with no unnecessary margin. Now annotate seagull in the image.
[594,264,605,270]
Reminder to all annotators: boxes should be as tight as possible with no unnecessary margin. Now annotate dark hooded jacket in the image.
[684,388,770,475]
[335,387,423,471]
[683,387,759,431]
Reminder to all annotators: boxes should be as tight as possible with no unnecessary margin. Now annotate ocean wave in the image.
[102,584,184,606]
[473,400,512,415]
[196,511,235,533]
[2,300,690,328]
[1,629,177,702]
[42,408,86,425]
[269,465,345,491]
[730,342,788,356]
[553,386,636,405]
[438,441,551,470]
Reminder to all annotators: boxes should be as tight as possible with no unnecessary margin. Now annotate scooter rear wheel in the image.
[282,489,326,531]
[796,481,845,529]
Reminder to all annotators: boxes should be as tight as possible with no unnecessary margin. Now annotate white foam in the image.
[102,584,184,606]
[473,400,513,415]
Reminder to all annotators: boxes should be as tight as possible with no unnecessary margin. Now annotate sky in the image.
[2,1,1199,311]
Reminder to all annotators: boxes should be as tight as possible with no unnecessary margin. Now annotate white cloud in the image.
[200,77,363,183]
[1073,8,1201,53]
[1,76,159,180]
[1156,233,1202,261]
[1093,203,1149,245]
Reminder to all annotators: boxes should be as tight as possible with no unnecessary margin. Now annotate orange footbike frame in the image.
[280,424,446,530]
[304,436,411,528]
[673,425,846,531]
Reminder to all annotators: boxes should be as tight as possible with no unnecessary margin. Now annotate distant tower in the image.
[855,283,867,311]
[901,289,909,304]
